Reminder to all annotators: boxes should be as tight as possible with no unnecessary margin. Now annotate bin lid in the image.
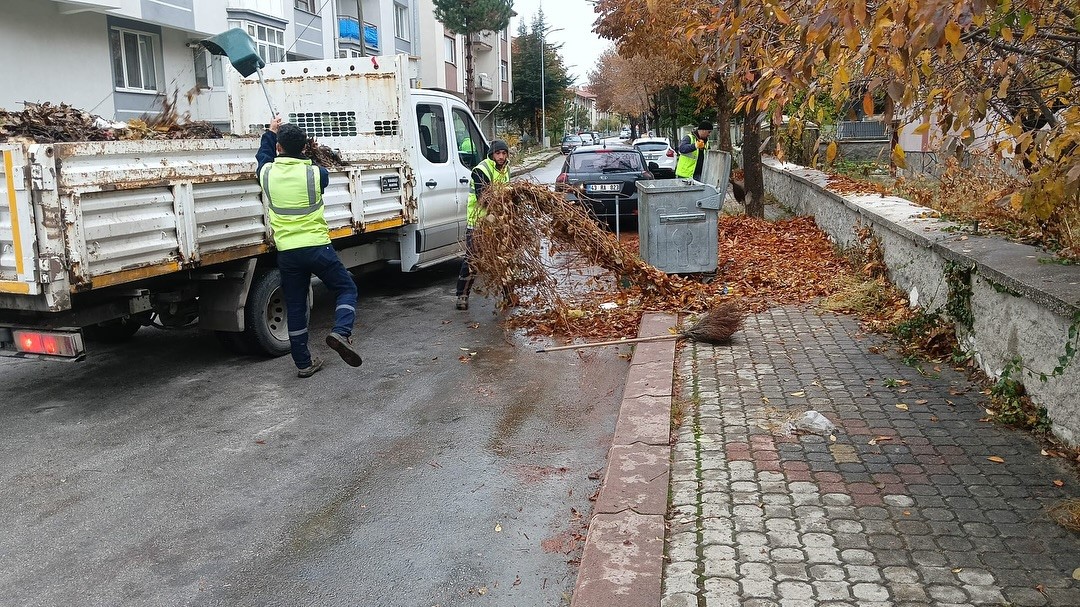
[636,178,717,195]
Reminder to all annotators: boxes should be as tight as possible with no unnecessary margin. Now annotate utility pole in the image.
[540,9,547,148]
[356,0,366,57]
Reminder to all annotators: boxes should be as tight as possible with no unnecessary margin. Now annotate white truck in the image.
[0,55,488,360]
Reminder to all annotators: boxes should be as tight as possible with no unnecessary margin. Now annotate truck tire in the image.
[83,313,149,343]
[243,269,292,357]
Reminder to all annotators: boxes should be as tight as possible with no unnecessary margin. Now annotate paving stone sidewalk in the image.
[663,306,1080,607]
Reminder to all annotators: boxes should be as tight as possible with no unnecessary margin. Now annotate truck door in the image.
[450,106,488,241]
[412,101,461,262]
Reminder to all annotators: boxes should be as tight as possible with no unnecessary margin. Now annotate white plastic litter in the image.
[786,410,836,436]
[599,302,618,310]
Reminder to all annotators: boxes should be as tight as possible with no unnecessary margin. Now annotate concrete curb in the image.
[510,150,563,178]
[571,312,677,607]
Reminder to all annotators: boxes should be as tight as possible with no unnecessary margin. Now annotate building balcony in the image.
[475,73,494,94]
[339,17,379,53]
[53,0,123,13]
[469,32,493,52]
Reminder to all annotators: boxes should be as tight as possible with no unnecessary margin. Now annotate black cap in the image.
[488,139,510,158]
[697,121,714,131]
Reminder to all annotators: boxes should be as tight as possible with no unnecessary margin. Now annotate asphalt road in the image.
[0,157,627,606]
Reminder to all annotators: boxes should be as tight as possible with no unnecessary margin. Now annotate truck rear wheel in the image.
[243,269,292,357]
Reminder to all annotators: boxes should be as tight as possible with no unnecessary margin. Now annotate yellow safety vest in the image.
[467,158,509,228]
[258,158,332,251]
[676,136,708,179]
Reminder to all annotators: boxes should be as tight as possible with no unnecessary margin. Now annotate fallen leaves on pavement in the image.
[471,182,857,341]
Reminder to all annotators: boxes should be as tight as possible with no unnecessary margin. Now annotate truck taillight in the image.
[556,173,568,183]
[13,330,84,358]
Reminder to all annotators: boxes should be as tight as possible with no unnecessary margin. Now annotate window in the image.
[109,27,161,92]
[452,107,484,169]
[444,36,456,65]
[393,4,410,41]
[295,0,315,10]
[193,48,225,89]
[229,20,285,63]
[416,103,448,164]
[500,61,508,82]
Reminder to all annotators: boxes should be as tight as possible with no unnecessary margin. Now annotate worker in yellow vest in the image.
[455,139,511,310]
[256,115,363,377]
[676,121,714,181]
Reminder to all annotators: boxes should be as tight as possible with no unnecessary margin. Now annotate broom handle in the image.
[255,66,278,118]
[536,334,678,353]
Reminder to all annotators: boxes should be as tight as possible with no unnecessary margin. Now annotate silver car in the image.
[632,137,677,178]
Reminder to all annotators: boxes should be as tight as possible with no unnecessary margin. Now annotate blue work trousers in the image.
[277,244,358,369]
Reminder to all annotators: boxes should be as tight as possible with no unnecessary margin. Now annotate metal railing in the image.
[835,120,890,140]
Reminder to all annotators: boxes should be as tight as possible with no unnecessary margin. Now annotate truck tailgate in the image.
[1,145,38,297]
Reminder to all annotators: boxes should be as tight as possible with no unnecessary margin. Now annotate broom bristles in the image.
[681,301,745,344]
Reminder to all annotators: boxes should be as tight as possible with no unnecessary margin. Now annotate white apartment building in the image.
[2,0,510,135]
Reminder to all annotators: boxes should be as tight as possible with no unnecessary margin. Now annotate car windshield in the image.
[570,151,644,173]
[635,142,669,152]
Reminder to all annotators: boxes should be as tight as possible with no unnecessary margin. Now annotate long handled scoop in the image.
[199,28,277,117]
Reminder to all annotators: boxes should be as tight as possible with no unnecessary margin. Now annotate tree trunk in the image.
[714,72,733,153]
[742,109,765,218]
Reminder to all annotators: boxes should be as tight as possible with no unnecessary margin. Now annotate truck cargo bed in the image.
[1,139,410,309]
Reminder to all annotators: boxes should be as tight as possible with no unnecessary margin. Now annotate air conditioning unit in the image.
[476,73,493,90]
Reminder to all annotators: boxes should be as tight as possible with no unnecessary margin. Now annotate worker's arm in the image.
[677,134,696,155]
[471,166,493,200]
[256,130,277,173]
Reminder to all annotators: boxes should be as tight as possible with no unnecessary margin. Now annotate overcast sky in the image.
[510,0,613,85]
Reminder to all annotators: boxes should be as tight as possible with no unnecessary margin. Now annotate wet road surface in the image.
[0,259,628,606]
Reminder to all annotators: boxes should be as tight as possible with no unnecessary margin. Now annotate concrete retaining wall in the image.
[762,158,1080,445]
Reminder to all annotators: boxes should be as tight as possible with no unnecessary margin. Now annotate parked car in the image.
[632,136,677,178]
[556,144,655,229]
[560,134,583,154]
[619,128,631,139]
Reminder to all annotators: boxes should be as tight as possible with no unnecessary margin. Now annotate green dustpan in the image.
[200,28,278,117]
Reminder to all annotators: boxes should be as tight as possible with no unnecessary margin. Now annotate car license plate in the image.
[587,183,620,192]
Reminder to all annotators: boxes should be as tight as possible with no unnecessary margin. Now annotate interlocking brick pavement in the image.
[663,306,1080,606]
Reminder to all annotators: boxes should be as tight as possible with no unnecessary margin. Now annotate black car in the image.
[560,134,583,154]
[556,144,655,228]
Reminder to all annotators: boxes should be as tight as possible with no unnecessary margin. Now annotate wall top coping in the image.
[764,158,1080,318]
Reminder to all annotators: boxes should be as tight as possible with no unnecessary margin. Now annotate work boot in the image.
[297,357,324,378]
[455,295,469,311]
[326,332,363,367]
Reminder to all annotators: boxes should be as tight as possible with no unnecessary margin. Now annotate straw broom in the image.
[536,300,745,352]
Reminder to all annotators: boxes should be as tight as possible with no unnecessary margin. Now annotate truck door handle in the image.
[425,179,437,188]
[459,177,470,184]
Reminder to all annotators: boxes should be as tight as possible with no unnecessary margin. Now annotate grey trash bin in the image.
[636,178,723,274]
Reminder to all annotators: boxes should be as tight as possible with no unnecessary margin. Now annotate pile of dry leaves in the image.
[0,97,221,144]
[470,182,858,341]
